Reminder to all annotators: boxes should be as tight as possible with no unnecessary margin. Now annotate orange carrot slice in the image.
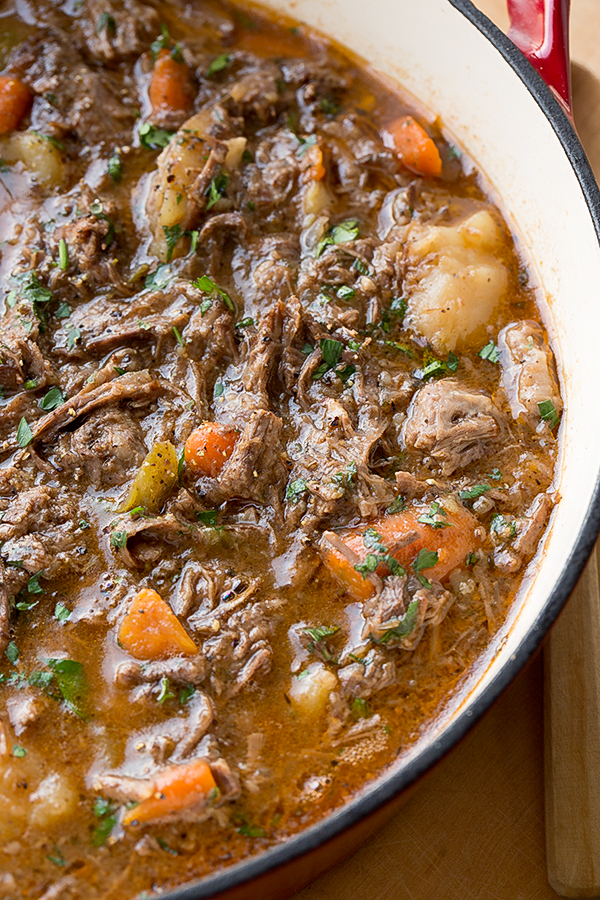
[149,49,194,114]
[122,759,217,827]
[322,499,480,600]
[383,115,442,178]
[118,588,197,660]
[184,422,238,478]
[0,76,32,135]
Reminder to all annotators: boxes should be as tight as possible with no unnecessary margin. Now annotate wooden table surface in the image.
[292,2,600,898]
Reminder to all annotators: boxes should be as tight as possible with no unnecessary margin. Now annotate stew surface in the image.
[0,1,562,897]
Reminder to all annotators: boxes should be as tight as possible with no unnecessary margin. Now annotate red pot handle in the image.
[506,0,572,118]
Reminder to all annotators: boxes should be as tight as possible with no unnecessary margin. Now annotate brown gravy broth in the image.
[0,0,561,896]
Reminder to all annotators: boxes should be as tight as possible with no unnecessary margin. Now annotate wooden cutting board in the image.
[292,1,600,897]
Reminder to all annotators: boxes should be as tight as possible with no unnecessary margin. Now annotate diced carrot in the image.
[149,49,194,114]
[122,759,217,827]
[322,498,480,601]
[118,588,197,660]
[184,421,238,478]
[382,115,442,178]
[0,76,32,135]
[300,143,326,183]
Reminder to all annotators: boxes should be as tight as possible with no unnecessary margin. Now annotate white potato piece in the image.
[404,207,509,353]
[289,662,337,716]
[1,131,64,187]
[147,112,245,260]
[303,179,334,217]
[29,772,77,827]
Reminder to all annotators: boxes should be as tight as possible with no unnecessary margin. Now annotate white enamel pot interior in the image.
[165,1,600,897]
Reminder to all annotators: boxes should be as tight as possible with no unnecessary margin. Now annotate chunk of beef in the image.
[244,131,301,210]
[0,487,57,542]
[493,492,554,575]
[286,389,397,532]
[44,196,119,294]
[0,298,55,390]
[30,371,160,447]
[192,596,280,697]
[498,320,562,424]
[115,655,206,687]
[6,30,134,144]
[402,379,506,474]
[121,692,215,765]
[77,0,160,64]
[361,575,410,643]
[232,234,299,309]
[338,647,396,700]
[55,408,147,488]
[225,66,281,124]
[189,409,288,516]
[394,470,433,500]
[107,513,194,569]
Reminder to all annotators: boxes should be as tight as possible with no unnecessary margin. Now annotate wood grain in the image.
[545,548,600,897]
[291,1,600,898]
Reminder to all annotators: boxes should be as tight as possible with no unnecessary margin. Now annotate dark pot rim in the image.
[162,2,600,897]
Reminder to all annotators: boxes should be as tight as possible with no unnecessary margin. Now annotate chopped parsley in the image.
[139,123,174,150]
[56,301,71,318]
[417,501,451,529]
[39,386,65,411]
[538,399,560,428]
[92,797,118,847]
[205,170,229,210]
[12,745,26,758]
[16,417,33,448]
[110,530,127,549]
[235,317,254,329]
[96,11,116,34]
[157,677,175,704]
[67,326,82,350]
[296,133,318,158]
[419,350,459,380]
[54,602,71,623]
[193,275,235,312]
[179,684,196,704]
[465,552,479,567]
[163,224,182,262]
[196,510,219,527]
[371,599,419,644]
[31,131,64,150]
[458,484,492,501]
[312,338,343,380]
[107,150,122,183]
[206,53,232,77]
[487,467,502,481]
[316,219,359,257]
[172,325,184,346]
[285,478,308,503]
[58,238,68,271]
[320,96,341,115]
[46,845,66,867]
[490,513,517,539]
[412,548,439,587]
[237,822,266,839]
[386,495,407,515]
[5,641,19,665]
[45,658,89,719]
[331,460,357,490]
[351,697,371,719]
[336,285,355,301]
[27,572,44,594]
[354,527,405,579]
[213,382,224,399]
[479,340,500,363]
[144,264,173,291]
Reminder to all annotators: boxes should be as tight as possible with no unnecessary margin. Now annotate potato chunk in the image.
[404,207,508,353]
[29,772,77,827]
[289,662,337,716]
[1,131,64,187]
